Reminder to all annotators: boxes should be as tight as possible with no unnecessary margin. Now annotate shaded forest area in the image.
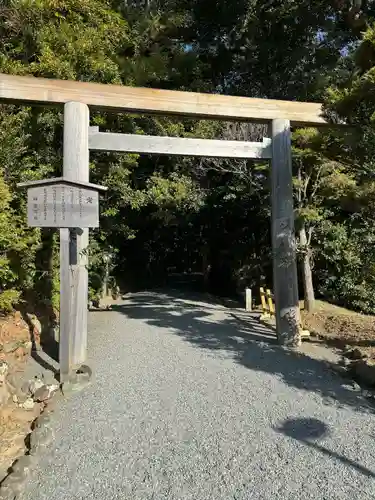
[1,0,375,318]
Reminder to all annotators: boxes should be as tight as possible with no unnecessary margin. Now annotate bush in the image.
[0,289,21,313]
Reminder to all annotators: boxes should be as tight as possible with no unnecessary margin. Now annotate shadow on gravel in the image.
[113,290,374,414]
[276,418,375,478]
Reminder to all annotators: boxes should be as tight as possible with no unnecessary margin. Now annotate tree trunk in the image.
[202,244,210,290]
[299,225,315,312]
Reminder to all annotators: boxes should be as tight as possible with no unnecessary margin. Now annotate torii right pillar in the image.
[270,119,301,346]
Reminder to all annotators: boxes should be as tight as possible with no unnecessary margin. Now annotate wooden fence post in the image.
[266,289,275,317]
[259,287,268,315]
[59,102,90,381]
[270,119,301,346]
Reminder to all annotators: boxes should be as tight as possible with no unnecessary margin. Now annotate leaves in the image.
[1,0,375,312]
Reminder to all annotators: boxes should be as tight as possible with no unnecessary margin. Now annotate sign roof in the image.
[17,177,108,192]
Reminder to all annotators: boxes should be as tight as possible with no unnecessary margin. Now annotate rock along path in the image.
[22,291,375,500]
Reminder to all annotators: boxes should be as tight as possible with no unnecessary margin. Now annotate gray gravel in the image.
[21,291,375,499]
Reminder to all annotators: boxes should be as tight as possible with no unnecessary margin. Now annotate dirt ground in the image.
[301,300,375,358]
[0,312,41,480]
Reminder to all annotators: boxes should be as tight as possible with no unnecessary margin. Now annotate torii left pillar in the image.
[59,102,89,382]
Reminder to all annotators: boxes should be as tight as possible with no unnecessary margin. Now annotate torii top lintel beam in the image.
[0,74,327,126]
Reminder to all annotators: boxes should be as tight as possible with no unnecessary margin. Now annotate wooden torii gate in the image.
[0,73,326,380]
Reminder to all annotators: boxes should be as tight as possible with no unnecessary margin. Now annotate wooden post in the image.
[245,288,252,311]
[270,119,301,346]
[59,102,89,381]
[266,289,275,317]
[59,228,71,380]
[260,287,268,315]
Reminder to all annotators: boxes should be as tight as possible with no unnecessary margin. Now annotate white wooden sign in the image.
[27,183,99,228]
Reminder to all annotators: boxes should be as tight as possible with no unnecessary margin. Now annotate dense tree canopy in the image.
[1,0,375,316]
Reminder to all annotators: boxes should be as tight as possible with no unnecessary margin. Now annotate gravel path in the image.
[21,291,375,499]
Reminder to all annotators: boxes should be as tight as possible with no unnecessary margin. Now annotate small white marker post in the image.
[245,288,252,311]
[17,177,107,382]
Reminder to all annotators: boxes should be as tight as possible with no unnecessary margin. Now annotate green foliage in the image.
[0,170,40,312]
[0,0,130,81]
[315,219,375,313]
[1,0,375,315]
[145,173,204,215]
[0,290,22,313]
[315,19,375,312]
